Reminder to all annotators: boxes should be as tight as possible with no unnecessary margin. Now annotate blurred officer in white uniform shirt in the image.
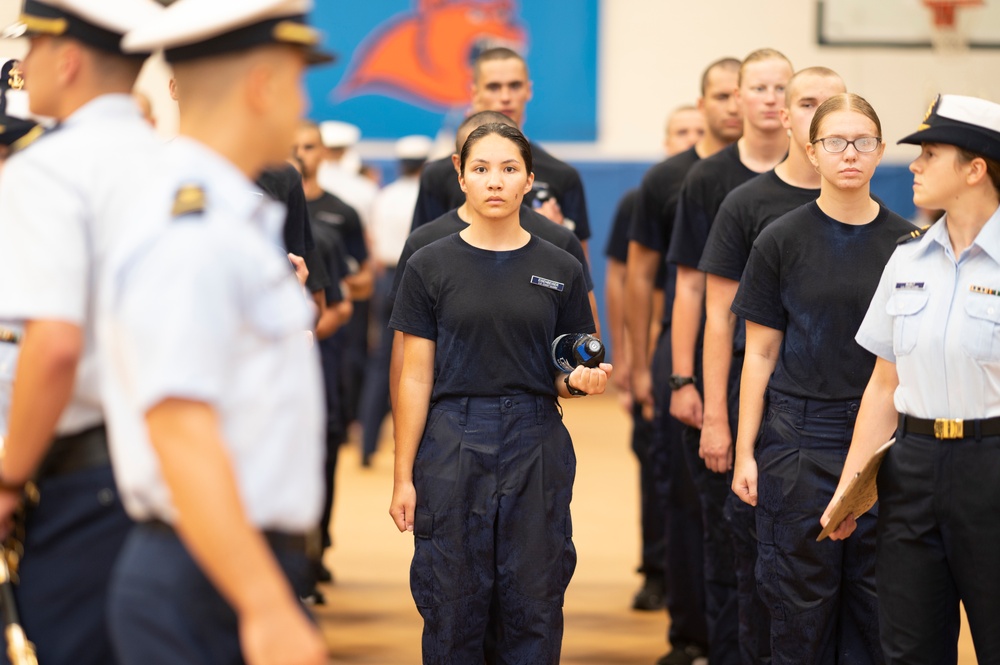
[0,113,36,443]
[100,0,334,663]
[0,2,162,663]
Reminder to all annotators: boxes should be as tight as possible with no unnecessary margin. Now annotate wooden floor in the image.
[313,393,977,664]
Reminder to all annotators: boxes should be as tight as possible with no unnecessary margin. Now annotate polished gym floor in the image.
[315,394,976,664]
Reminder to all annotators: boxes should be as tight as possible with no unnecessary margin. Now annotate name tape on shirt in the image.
[894,282,925,290]
[531,275,564,292]
[970,284,1000,297]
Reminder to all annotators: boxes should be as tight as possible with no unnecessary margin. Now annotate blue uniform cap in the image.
[898,94,1000,163]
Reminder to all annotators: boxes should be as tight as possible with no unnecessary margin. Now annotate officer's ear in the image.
[55,38,85,88]
[962,154,989,188]
[451,153,460,176]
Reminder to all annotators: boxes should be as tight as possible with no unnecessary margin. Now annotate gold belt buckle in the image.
[934,418,964,439]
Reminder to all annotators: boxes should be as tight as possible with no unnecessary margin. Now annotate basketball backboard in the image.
[817,0,1000,48]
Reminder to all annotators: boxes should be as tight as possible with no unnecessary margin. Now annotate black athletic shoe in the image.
[316,563,334,584]
[632,574,666,611]
[655,644,708,665]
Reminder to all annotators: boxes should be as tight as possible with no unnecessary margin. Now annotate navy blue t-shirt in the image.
[698,170,820,355]
[256,164,329,295]
[391,207,593,299]
[410,141,591,242]
[731,201,914,400]
[410,155,461,231]
[308,217,350,307]
[699,170,819,281]
[529,141,591,242]
[605,188,636,263]
[390,233,594,400]
[606,188,666,288]
[667,142,757,270]
[306,191,368,268]
[628,146,701,325]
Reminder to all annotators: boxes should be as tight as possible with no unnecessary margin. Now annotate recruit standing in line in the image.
[389,122,610,664]
[733,93,913,663]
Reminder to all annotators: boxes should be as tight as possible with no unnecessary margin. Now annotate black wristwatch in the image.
[564,375,587,397]
[668,374,696,391]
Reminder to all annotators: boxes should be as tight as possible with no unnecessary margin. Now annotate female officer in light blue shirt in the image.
[822,94,1000,665]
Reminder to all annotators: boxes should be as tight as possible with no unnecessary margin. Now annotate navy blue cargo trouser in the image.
[411,394,576,665]
[650,328,708,651]
[755,390,881,665]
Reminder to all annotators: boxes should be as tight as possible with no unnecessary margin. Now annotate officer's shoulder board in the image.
[9,124,47,155]
[171,183,206,219]
[897,224,932,245]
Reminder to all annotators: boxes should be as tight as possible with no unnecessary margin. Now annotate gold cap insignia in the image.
[273,21,320,47]
[18,13,68,37]
[7,63,23,90]
[917,96,940,132]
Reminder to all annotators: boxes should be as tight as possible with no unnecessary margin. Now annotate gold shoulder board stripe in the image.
[896,224,932,245]
[171,184,206,218]
[11,125,45,154]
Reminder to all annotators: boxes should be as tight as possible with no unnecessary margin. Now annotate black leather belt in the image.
[145,519,310,553]
[899,414,1000,440]
[36,424,111,479]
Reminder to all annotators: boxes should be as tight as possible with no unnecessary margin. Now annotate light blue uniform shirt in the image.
[0,321,21,438]
[0,94,162,435]
[99,137,324,532]
[857,206,1000,420]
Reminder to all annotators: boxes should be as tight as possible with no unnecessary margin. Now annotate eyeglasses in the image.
[812,137,882,154]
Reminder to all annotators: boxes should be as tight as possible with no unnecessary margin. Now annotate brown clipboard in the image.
[817,437,895,542]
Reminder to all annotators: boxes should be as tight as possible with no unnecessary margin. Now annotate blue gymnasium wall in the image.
[308,1,599,141]
[373,159,917,363]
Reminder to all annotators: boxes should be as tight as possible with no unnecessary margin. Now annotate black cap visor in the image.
[8,1,137,56]
[164,16,335,66]
[898,116,1000,163]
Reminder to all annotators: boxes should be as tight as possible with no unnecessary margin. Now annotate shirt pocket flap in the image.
[886,290,929,317]
[965,294,1000,323]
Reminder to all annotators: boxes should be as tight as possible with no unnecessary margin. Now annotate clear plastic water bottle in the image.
[551,333,605,373]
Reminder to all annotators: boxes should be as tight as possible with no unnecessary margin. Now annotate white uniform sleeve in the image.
[856,252,897,363]
[116,227,240,412]
[0,155,89,322]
